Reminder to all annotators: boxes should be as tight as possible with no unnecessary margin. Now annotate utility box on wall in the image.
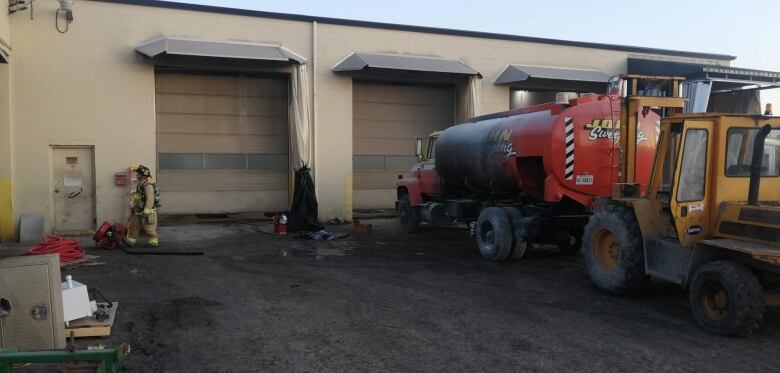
[0,254,66,350]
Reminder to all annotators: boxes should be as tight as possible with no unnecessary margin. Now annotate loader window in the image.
[659,129,682,193]
[725,127,780,177]
[677,129,708,202]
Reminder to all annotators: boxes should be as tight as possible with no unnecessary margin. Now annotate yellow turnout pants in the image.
[125,212,158,247]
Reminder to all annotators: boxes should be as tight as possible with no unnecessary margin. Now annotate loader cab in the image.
[648,115,780,247]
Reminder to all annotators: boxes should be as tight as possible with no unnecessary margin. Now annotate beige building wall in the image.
[0,7,11,239]
[0,0,731,237]
[7,1,311,234]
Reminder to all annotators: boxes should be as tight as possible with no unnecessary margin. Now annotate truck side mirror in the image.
[415,138,423,161]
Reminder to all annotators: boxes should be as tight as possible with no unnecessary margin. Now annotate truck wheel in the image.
[689,261,764,337]
[476,207,513,261]
[398,196,419,233]
[582,204,649,295]
[503,207,528,260]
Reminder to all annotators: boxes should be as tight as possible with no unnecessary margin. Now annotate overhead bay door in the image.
[155,73,289,214]
[353,82,455,209]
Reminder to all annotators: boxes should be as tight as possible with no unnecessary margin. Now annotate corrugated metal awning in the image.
[332,52,479,76]
[495,65,610,91]
[135,37,305,64]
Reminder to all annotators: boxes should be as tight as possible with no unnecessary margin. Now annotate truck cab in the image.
[396,132,443,232]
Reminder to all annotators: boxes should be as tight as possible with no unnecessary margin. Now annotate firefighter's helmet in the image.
[136,165,152,178]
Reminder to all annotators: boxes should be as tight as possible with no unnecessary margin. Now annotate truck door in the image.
[418,137,440,194]
[670,121,714,247]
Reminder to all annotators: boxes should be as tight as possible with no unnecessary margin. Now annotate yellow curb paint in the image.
[0,179,12,241]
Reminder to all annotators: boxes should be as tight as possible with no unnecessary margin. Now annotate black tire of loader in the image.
[689,261,765,337]
[581,204,649,295]
[476,207,513,261]
[398,196,420,233]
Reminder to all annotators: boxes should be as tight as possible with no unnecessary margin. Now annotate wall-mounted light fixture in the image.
[7,0,74,33]
[56,0,74,33]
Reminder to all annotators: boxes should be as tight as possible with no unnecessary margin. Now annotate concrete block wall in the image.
[0,0,731,238]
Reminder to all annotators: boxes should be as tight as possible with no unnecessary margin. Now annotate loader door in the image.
[670,121,714,247]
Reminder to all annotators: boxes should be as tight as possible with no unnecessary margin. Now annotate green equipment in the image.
[0,343,129,373]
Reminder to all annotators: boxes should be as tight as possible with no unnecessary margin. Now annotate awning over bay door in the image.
[333,52,480,209]
[495,64,611,92]
[137,37,307,214]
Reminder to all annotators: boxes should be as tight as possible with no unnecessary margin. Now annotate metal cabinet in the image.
[0,254,65,350]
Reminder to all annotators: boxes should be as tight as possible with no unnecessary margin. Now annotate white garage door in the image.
[155,73,289,214]
[353,82,455,209]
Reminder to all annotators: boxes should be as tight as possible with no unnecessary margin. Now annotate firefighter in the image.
[123,165,160,248]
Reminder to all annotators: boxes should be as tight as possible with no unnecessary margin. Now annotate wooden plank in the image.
[65,303,118,339]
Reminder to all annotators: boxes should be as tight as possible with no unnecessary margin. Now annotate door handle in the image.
[680,205,688,217]
[68,188,84,199]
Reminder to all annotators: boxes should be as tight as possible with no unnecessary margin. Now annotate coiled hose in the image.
[25,235,85,262]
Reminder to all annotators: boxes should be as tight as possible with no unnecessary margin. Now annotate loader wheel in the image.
[502,207,528,260]
[689,261,764,337]
[476,207,513,261]
[398,196,419,233]
[582,204,649,295]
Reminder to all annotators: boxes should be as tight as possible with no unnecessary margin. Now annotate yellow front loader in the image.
[582,113,780,336]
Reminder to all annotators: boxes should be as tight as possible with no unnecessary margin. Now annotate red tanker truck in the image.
[396,76,685,260]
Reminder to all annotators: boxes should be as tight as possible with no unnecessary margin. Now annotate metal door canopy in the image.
[136,36,306,64]
[332,52,479,76]
[495,64,610,91]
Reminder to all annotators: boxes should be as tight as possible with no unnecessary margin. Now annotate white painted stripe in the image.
[566,144,574,153]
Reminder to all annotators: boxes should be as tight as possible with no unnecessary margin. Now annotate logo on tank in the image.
[487,129,516,164]
[584,119,649,144]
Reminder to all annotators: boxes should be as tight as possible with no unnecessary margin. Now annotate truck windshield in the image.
[725,127,780,177]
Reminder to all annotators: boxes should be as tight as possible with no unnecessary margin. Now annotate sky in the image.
[170,0,780,110]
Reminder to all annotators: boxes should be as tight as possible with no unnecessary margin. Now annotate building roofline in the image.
[93,0,737,61]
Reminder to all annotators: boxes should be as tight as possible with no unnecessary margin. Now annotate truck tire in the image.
[502,207,528,260]
[581,204,649,295]
[398,196,420,233]
[476,207,513,261]
[689,261,764,337]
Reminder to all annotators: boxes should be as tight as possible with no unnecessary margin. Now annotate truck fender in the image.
[397,178,424,206]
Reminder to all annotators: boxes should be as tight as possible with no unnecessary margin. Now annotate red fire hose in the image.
[25,235,85,262]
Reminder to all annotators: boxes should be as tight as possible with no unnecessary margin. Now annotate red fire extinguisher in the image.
[274,213,288,235]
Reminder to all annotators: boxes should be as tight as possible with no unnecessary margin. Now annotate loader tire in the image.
[398,196,420,233]
[689,261,764,337]
[582,204,649,296]
[476,207,513,261]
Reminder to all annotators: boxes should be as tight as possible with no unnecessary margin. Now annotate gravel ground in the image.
[4,219,780,372]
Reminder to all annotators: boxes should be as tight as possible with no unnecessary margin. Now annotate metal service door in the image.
[52,147,95,233]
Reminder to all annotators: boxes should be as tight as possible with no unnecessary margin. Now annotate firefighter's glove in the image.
[142,208,155,216]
